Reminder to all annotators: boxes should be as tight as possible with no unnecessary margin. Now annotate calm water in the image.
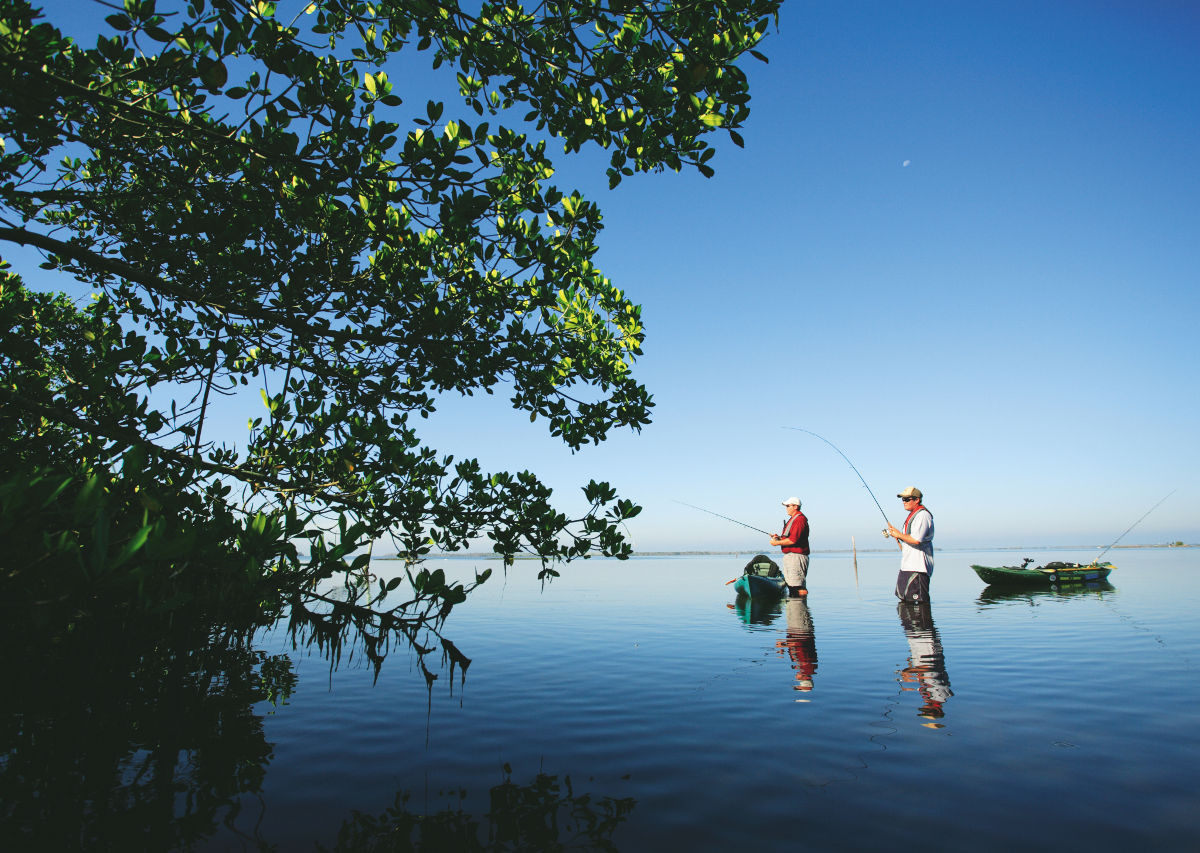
[232,547,1198,851]
[6,548,1198,850]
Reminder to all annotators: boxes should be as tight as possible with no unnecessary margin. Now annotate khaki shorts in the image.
[781,553,809,589]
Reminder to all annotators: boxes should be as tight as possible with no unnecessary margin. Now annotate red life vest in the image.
[780,512,810,555]
[903,504,933,535]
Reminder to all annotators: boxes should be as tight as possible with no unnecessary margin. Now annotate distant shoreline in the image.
[627,543,1196,557]
[398,542,1196,561]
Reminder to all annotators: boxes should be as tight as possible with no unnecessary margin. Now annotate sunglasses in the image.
[901,496,918,502]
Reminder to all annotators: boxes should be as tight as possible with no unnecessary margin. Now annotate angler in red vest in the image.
[886,486,934,603]
[769,496,811,597]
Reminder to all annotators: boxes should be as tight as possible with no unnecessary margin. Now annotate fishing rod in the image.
[673,500,773,537]
[785,427,892,531]
[1093,489,1176,564]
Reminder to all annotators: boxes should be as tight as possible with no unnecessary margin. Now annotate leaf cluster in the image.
[0,0,779,614]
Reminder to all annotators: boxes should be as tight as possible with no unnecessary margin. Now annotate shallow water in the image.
[229,547,1199,851]
[4,548,1196,850]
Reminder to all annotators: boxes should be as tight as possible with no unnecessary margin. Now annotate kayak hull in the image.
[733,572,788,598]
[971,562,1114,587]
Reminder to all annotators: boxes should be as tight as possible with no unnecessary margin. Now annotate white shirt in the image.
[900,508,934,574]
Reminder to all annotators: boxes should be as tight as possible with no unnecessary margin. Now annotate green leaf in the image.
[199,58,228,89]
[111,523,154,568]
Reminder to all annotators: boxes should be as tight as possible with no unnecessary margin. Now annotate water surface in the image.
[4,548,1196,850]
[238,547,1200,850]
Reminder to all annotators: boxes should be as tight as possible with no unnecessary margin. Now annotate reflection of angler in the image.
[776,598,818,692]
[896,602,952,721]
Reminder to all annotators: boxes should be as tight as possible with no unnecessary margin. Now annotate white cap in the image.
[782,496,802,508]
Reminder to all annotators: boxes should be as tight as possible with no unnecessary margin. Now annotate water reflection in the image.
[0,601,632,850]
[728,593,784,627]
[0,611,290,850]
[977,581,1115,607]
[775,598,818,693]
[322,767,636,852]
[896,602,953,725]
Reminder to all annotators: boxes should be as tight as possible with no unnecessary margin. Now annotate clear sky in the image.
[427,1,1200,552]
[22,1,1200,553]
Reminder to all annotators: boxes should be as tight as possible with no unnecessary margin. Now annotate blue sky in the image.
[430,1,1200,551]
[21,1,1200,552]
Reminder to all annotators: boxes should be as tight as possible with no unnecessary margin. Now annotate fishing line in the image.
[785,427,892,529]
[619,520,638,553]
[673,500,773,536]
[1093,488,1176,563]
[1084,488,1185,663]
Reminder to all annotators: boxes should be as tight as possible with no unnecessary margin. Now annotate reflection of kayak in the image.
[971,560,1114,587]
[734,573,788,598]
[977,581,1114,605]
[732,554,788,598]
[729,594,783,626]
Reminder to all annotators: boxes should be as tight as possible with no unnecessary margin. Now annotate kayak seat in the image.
[744,554,782,578]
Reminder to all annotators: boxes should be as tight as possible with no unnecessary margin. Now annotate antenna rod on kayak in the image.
[674,500,773,537]
[785,427,892,530]
[1094,488,1176,563]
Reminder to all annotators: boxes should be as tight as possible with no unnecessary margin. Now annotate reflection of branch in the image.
[0,601,287,851]
[327,767,637,852]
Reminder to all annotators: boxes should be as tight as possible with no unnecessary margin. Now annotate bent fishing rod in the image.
[1093,488,1176,564]
[673,500,773,537]
[785,427,892,532]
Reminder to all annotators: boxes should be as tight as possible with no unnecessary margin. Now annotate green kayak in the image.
[733,572,788,598]
[971,559,1114,587]
[732,554,788,598]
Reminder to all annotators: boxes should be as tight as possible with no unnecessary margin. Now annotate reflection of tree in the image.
[0,550,488,849]
[0,607,291,850]
[322,767,636,852]
[775,598,818,692]
[896,602,953,724]
[0,592,631,853]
